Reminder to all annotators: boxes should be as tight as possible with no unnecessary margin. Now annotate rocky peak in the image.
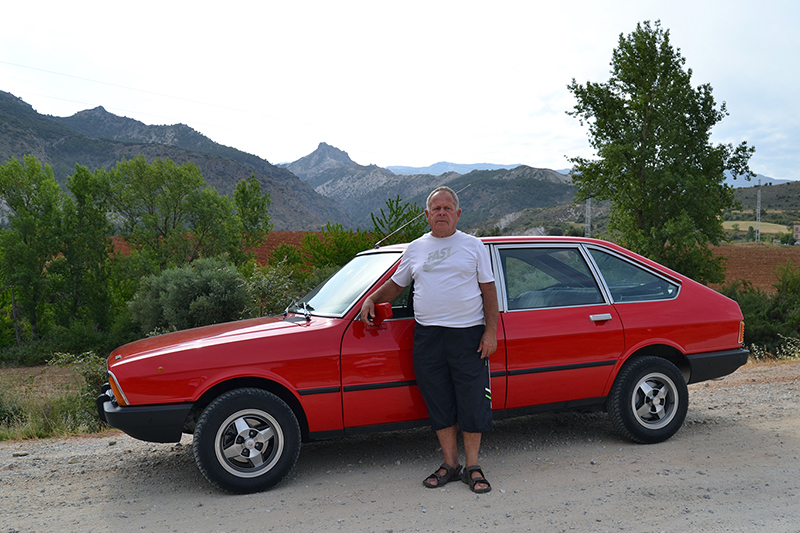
[283,142,357,181]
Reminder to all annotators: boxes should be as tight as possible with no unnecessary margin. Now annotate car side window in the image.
[390,283,414,318]
[588,248,679,302]
[500,247,604,310]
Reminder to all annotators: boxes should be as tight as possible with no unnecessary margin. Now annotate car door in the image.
[339,284,428,429]
[496,244,625,409]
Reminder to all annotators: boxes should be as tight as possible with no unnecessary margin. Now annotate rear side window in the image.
[500,247,604,310]
[588,248,679,302]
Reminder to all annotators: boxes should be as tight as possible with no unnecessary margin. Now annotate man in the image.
[360,186,498,493]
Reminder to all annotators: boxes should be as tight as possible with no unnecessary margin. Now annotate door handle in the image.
[590,313,613,322]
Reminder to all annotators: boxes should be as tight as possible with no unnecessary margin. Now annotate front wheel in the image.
[193,388,301,493]
[607,356,688,444]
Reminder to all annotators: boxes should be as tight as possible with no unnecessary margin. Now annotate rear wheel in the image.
[193,388,301,493]
[607,356,688,444]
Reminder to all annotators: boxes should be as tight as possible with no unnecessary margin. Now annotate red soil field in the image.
[712,243,800,294]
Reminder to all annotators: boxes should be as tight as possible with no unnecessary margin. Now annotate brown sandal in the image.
[462,465,492,493]
[423,463,462,488]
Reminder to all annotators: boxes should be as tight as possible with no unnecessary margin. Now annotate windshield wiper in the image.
[284,301,314,321]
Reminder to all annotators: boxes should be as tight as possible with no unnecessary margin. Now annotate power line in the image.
[0,59,245,115]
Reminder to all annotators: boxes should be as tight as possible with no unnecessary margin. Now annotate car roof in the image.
[368,235,613,252]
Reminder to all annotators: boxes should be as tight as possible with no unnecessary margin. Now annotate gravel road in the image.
[2,360,799,533]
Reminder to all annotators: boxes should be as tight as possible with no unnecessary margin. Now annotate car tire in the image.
[607,356,688,444]
[193,388,301,494]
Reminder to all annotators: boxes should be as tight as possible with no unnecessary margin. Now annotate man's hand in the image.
[359,298,376,327]
[477,331,497,359]
[360,279,404,327]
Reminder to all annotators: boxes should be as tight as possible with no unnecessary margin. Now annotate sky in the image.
[2,1,798,180]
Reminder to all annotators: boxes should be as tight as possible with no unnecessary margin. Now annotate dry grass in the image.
[0,364,102,441]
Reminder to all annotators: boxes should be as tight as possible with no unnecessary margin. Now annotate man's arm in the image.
[478,281,499,359]
[359,279,405,326]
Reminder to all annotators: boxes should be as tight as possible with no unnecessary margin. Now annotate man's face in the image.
[425,191,461,238]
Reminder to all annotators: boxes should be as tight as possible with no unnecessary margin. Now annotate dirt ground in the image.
[1,360,799,533]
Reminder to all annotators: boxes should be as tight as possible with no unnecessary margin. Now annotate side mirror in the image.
[372,302,393,326]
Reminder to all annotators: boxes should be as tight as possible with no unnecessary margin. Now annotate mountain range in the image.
[0,90,788,233]
[282,142,573,228]
[0,91,347,230]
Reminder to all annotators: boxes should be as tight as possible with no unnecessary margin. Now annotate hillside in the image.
[734,180,800,212]
[0,91,349,230]
[285,143,575,228]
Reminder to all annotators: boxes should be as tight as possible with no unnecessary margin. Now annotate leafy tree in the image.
[108,156,206,267]
[567,20,755,283]
[184,186,238,262]
[107,156,270,268]
[301,222,373,268]
[54,165,115,331]
[0,156,64,340]
[233,175,273,251]
[269,243,304,268]
[371,195,428,246]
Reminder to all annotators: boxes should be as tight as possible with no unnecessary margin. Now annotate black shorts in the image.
[412,323,493,433]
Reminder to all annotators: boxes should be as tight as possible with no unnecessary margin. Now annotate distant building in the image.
[794,224,800,242]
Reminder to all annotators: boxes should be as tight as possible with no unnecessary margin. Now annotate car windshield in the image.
[290,251,402,317]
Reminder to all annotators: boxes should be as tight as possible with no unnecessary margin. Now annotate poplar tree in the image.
[568,20,754,283]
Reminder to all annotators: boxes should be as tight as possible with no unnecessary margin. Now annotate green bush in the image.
[129,257,250,334]
[247,260,296,317]
[721,262,800,357]
[49,351,108,405]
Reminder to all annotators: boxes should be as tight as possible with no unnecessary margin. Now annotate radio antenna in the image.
[373,184,471,248]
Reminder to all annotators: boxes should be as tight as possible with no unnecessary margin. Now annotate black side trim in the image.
[686,348,750,384]
[344,380,416,393]
[305,398,609,442]
[508,359,616,377]
[309,418,430,441]
[493,397,607,420]
[306,429,345,441]
[298,386,341,396]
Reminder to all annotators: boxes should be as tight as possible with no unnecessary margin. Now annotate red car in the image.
[97,237,748,493]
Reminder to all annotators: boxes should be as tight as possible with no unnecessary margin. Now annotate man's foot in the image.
[462,465,491,493]
[422,463,462,488]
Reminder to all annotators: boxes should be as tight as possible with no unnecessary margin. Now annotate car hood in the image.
[109,315,324,362]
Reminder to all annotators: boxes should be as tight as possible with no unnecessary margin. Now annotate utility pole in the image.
[585,198,592,237]
[756,178,761,243]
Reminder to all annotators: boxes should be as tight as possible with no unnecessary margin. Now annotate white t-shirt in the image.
[392,230,495,327]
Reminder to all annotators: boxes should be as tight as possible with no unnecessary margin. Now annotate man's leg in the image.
[426,424,459,487]
[463,430,489,491]
[437,424,459,467]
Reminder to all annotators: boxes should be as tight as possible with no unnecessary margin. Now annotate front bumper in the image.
[97,384,192,443]
[686,348,750,384]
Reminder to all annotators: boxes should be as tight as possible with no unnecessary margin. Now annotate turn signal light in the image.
[108,372,130,406]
